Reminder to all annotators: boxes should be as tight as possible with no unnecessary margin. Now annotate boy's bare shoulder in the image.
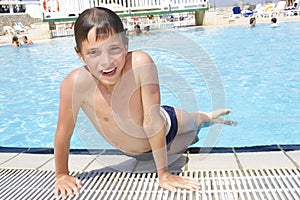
[130,50,154,67]
[127,50,158,82]
[61,66,94,91]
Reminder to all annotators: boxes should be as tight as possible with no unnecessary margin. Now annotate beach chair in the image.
[271,1,286,17]
[228,6,241,21]
[261,3,276,17]
[13,22,28,34]
[241,5,256,17]
[253,3,264,17]
[2,26,15,35]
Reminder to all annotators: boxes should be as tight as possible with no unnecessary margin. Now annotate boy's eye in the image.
[88,49,100,57]
[109,46,122,54]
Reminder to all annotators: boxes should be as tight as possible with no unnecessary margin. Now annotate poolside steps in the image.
[0,168,299,200]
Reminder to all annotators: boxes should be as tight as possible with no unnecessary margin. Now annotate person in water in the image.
[54,7,237,199]
[270,17,280,28]
[22,35,33,45]
[248,17,256,28]
[133,24,142,35]
[11,35,21,47]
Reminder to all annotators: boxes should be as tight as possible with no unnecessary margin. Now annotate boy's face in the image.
[77,27,128,87]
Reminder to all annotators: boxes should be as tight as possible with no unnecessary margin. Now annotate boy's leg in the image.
[167,131,196,155]
[166,108,201,155]
[198,109,237,126]
[167,108,236,155]
[174,108,235,134]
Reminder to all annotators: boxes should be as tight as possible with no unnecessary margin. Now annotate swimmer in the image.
[22,36,33,45]
[248,17,256,28]
[270,17,280,28]
[11,35,21,47]
[133,24,142,35]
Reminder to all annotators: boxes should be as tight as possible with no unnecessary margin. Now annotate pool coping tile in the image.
[0,153,19,166]
[285,150,300,168]
[236,151,296,169]
[1,150,299,173]
[84,155,137,172]
[0,153,53,170]
[186,153,239,170]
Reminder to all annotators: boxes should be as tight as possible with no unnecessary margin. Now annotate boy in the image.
[54,7,237,199]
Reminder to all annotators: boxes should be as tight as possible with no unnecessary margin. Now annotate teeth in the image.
[102,68,115,73]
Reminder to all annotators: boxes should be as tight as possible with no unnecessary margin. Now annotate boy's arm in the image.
[137,51,200,192]
[54,71,82,198]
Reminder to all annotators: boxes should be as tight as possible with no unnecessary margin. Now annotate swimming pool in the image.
[0,21,299,149]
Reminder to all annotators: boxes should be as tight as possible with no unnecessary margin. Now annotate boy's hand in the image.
[54,174,82,199]
[159,172,200,192]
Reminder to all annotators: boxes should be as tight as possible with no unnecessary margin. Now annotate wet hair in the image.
[12,36,20,46]
[12,35,18,42]
[74,7,125,52]
[134,24,142,34]
[144,25,150,32]
[250,17,256,24]
[271,17,277,23]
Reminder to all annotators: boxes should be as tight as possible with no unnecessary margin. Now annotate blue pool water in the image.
[0,22,299,149]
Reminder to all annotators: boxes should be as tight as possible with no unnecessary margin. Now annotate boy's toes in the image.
[224,119,238,126]
[225,109,231,115]
[212,118,237,126]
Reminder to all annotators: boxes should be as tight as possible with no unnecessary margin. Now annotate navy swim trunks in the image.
[125,105,178,161]
[161,105,178,145]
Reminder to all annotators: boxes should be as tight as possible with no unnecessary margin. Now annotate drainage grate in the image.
[0,168,300,200]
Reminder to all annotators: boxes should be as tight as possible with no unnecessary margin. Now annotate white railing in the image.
[42,0,208,20]
[91,0,208,13]
[0,0,40,5]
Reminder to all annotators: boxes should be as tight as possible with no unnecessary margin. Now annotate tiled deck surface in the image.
[1,146,299,172]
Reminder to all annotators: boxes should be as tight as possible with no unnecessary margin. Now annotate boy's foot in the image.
[211,109,238,126]
[210,109,231,118]
[213,118,238,126]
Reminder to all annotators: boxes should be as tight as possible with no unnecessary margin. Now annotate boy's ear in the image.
[125,37,129,52]
[74,46,84,63]
[74,46,80,53]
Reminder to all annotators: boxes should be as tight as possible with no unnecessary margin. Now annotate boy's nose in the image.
[98,52,113,70]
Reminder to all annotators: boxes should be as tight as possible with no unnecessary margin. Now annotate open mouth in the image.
[101,67,116,76]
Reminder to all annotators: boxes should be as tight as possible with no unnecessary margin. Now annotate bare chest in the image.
[81,85,148,152]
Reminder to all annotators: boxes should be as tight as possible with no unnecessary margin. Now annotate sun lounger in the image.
[271,1,286,17]
[241,5,256,17]
[13,22,28,34]
[228,6,241,20]
[261,3,275,17]
[2,26,15,35]
[253,3,263,17]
